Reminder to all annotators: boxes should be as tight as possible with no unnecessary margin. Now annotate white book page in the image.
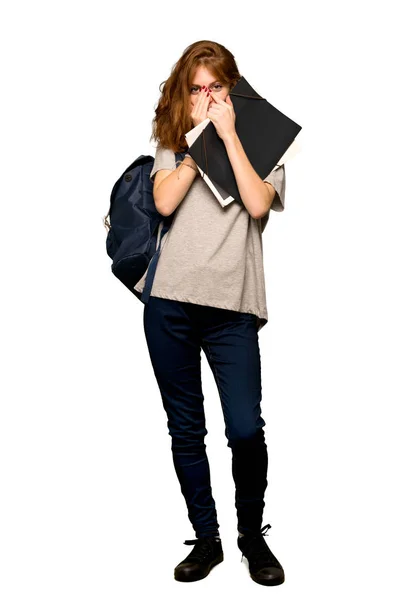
[276,137,301,166]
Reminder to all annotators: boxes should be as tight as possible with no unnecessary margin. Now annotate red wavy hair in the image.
[150,40,241,153]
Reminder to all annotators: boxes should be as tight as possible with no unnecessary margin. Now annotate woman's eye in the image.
[190,84,223,94]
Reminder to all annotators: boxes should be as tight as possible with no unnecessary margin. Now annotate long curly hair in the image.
[150,40,242,153]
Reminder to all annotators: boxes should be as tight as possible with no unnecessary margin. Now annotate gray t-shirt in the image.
[134,144,286,332]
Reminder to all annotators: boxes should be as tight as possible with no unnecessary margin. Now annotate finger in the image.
[197,87,208,101]
[193,90,205,116]
[194,88,204,104]
[193,89,207,117]
[200,90,212,117]
[201,88,211,107]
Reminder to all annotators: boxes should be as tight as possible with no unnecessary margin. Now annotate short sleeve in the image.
[263,164,286,212]
[149,144,177,183]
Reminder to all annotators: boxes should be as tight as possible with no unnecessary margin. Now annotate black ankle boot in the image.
[174,535,224,582]
[238,524,285,586]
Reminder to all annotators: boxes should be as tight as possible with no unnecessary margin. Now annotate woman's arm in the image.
[153,155,198,217]
[223,132,275,219]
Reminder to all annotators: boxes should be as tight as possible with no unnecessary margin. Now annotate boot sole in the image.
[250,571,285,586]
[174,551,224,582]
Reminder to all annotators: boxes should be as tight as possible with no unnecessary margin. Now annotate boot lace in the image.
[182,536,220,563]
[240,524,281,568]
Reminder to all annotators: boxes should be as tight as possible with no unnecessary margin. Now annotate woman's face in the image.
[189,66,230,110]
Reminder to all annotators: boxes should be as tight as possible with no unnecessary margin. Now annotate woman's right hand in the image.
[190,87,212,127]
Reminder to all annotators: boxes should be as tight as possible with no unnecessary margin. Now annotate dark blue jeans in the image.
[143,296,268,538]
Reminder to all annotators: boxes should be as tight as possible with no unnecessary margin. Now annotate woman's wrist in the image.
[184,154,197,169]
[176,155,198,179]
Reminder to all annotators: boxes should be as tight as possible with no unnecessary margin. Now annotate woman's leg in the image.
[143,296,220,538]
[199,308,268,536]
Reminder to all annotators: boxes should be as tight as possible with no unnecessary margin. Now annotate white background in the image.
[1,1,399,598]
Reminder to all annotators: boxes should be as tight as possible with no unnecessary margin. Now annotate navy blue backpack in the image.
[104,151,185,303]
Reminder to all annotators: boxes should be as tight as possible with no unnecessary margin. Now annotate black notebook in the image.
[187,75,302,205]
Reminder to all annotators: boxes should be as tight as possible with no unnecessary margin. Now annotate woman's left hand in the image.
[206,91,236,142]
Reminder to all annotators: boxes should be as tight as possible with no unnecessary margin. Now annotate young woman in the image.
[134,40,286,587]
